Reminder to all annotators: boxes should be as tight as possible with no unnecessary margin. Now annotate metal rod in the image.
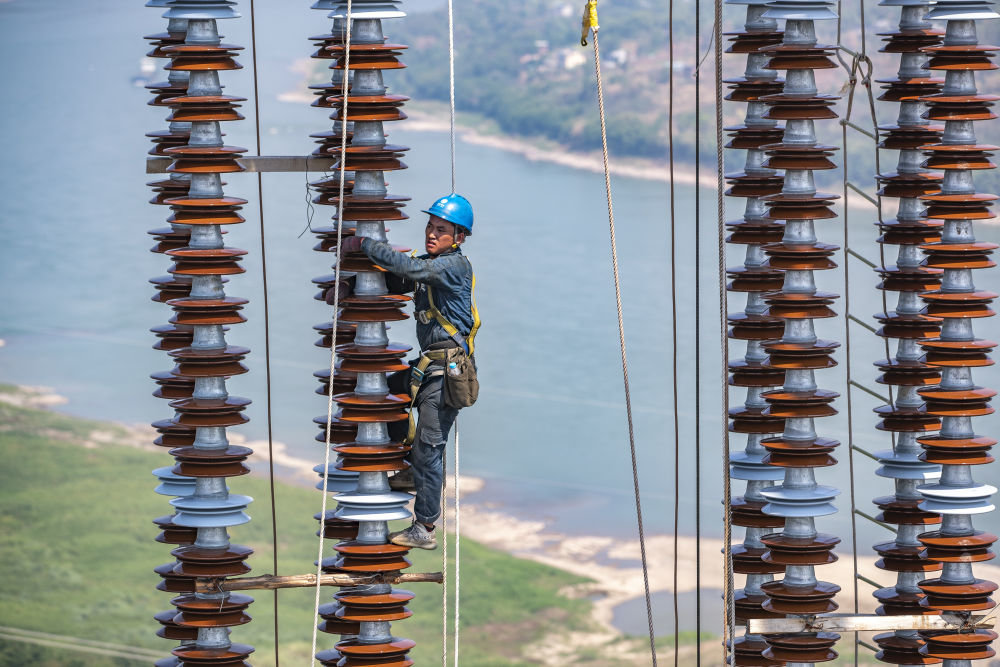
[847,314,878,334]
[842,120,876,140]
[851,444,880,462]
[195,571,445,593]
[856,573,883,589]
[845,181,879,206]
[146,155,338,174]
[849,379,890,403]
[846,248,878,268]
[854,508,898,533]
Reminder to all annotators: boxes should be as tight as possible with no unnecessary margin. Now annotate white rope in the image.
[310,3,353,664]
[453,421,461,665]
[441,453,449,667]
[447,0,456,193]
[445,1,461,664]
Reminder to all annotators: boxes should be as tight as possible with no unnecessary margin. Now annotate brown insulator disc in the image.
[152,370,196,399]
[334,638,416,664]
[917,577,998,610]
[172,642,255,666]
[335,589,415,622]
[335,444,410,472]
[874,539,943,573]
[171,544,254,578]
[154,608,199,641]
[919,629,997,661]
[761,532,841,566]
[919,528,997,562]
[151,276,194,302]
[918,433,997,466]
[154,514,198,545]
[314,368,358,395]
[168,299,248,327]
[873,495,942,526]
[333,554,412,574]
[760,436,839,467]
[734,544,787,574]
[725,30,784,54]
[314,509,359,541]
[313,415,357,445]
[873,631,941,665]
[732,497,786,529]
[170,445,253,477]
[732,634,786,666]
[171,593,254,628]
[154,561,197,593]
[762,632,839,663]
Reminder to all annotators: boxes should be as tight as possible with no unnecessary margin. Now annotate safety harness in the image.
[404,272,480,444]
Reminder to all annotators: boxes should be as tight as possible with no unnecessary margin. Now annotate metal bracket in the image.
[146,155,337,174]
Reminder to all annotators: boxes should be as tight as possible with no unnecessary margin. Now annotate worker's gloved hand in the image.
[325,279,353,305]
[339,234,365,254]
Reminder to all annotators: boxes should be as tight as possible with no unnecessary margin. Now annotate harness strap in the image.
[404,349,449,444]
[421,271,480,355]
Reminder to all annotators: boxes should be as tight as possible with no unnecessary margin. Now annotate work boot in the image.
[389,521,437,550]
[388,468,416,492]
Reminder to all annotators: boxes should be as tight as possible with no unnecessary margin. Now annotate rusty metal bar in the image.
[195,571,444,593]
[749,613,995,634]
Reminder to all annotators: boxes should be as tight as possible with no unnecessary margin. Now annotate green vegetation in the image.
[0,387,593,665]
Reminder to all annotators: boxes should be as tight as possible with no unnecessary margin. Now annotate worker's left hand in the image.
[339,234,365,254]
[325,279,353,304]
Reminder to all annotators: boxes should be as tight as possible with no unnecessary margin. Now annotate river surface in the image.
[4,0,1000,639]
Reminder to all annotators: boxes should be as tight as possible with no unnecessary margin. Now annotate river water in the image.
[4,0,1000,638]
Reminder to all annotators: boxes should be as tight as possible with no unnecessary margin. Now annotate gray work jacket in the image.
[361,238,475,353]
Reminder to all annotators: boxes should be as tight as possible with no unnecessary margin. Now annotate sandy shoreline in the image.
[13,381,1000,662]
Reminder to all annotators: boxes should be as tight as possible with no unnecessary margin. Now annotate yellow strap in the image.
[580,0,598,47]
[426,271,480,356]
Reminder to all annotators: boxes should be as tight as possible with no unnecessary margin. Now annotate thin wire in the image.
[447,0,456,193]
[589,25,659,667]
[693,0,703,655]
[310,3,353,664]
[668,0,681,659]
[712,0,735,659]
[247,0,280,659]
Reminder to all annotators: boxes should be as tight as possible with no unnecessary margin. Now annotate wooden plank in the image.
[194,571,443,593]
[146,155,338,174]
[748,613,994,634]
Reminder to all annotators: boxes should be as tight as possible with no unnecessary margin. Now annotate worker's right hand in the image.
[339,234,365,254]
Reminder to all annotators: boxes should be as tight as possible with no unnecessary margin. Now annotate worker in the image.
[336,193,480,550]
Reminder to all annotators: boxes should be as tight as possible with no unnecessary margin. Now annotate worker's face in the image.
[424,215,465,256]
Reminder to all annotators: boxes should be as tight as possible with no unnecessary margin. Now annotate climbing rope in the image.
[247,0,281,659]
[310,2,353,664]
[580,3,659,664]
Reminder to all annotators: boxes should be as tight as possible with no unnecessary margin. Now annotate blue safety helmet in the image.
[422,193,474,234]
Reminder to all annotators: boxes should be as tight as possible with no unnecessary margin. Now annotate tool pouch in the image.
[443,346,479,409]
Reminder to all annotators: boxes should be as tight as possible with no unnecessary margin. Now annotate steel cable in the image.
[246,0,280,659]
[585,17,659,665]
